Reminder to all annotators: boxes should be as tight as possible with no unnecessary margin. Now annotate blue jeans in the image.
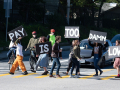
[94,54,102,74]
[50,58,61,75]
[70,58,80,75]
[7,48,16,60]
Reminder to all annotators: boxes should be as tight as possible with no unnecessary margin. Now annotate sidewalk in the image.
[0,45,70,60]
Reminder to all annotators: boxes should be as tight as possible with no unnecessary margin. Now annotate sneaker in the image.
[56,74,62,78]
[23,71,28,75]
[93,74,98,76]
[31,70,36,73]
[115,75,120,78]
[49,75,56,78]
[9,72,14,75]
[62,72,68,75]
[70,75,74,78]
[100,71,103,75]
[42,71,49,75]
[74,75,80,78]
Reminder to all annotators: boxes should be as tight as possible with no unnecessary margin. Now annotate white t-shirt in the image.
[16,43,23,57]
[9,41,16,48]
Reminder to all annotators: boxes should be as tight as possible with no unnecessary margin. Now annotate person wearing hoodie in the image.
[25,31,39,70]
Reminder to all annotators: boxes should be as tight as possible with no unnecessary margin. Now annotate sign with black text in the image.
[8,25,27,42]
[108,46,120,58]
[36,42,52,54]
[89,30,107,44]
[65,26,79,38]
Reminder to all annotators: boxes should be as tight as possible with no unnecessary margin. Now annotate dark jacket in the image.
[88,40,103,58]
[72,46,81,59]
[51,42,62,58]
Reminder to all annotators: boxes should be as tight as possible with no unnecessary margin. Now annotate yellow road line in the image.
[12,73,37,78]
[35,73,55,78]
[35,74,49,78]
[0,73,10,77]
[79,69,114,79]
[101,75,116,80]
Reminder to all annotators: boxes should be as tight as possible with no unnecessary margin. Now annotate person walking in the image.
[70,40,81,78]
[63,34,80,75]
[49,36,62,78]
[113,40,120,78]
[9,37,28,75]
[25,31,39,70]
[88,38,103,76]
[32,36,49,75]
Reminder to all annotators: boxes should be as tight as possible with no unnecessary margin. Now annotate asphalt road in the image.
[0,51,120,90]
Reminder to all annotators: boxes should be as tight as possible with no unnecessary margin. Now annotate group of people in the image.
[7,29,120,78]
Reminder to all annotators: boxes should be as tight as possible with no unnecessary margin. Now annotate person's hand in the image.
[59,49,62,52]
[34,46,36,48]
[25,48,27,51]
[104,41,106,44]
[88,38,89,41]
[60,57,62,59]
[18,37,22,39]
[36,55,39,57]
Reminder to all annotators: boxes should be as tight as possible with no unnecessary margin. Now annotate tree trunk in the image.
[97,0,104,28]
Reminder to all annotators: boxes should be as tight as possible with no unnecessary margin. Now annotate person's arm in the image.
[52,43,59,52]
[79,34,80,42]
[73,46,80,60]
[15,37,22,44]
[25,38,31,51]
[59,46,62,58]
[88,40,94,47]
[47,35,50,41]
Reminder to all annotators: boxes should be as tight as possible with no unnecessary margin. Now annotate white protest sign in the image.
[7,25,27,42]
[65,26,79,38]
[108,46,120,58]
[89,30,107,44]
[36,42,52,54]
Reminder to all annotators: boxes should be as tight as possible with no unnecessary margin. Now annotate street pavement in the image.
[0,51,120,90]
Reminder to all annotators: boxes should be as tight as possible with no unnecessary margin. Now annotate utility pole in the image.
[4,0,12,42]
[67,0,70,25]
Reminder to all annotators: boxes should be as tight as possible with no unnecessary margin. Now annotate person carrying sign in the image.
[9,37,28,75]
[88,38,103,76]
[49,36,62,78]
[32,36,49,75]
[25,31,39,70]
[113,40,120,78]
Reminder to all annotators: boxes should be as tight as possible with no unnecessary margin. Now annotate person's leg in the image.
[10,57,19,73]
[7,50,12,62]
[50,58,56,75]
[94,54,98,75]
[67,59,73,73]
[35,54,42,70]
[55,58,61,75]
[17,56,27,72]
[70,61,75,75]
[71,58,80,75]
[95,55,102,73]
